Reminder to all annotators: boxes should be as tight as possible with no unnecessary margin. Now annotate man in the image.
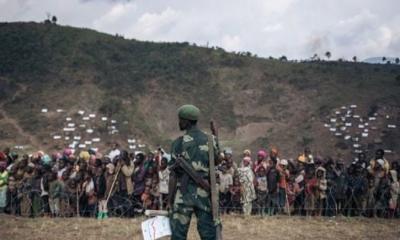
[324,159,337,216]
[108,143,121,164]
[269,147,280,165]
[169,104,220,240]
[355,152,368,169]
[368,149,390,175]
[346,165,367,216]
[133,152,146,213]
[116,151,134,216]
[293,170,305,215]
[333,159,347,215]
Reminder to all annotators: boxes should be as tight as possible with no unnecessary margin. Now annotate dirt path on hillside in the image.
[0,84,40,149]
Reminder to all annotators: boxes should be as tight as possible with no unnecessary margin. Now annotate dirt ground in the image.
[1,213,399,240]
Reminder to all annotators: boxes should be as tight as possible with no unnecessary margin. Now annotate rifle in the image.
[209,121,223,240]
[169,156,211,192]
[167,153,211,210]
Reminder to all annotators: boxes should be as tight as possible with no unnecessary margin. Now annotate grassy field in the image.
[1,214,399,240]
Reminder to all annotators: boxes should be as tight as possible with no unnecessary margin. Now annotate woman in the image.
[81,171,96,217]
[237,156,256,215]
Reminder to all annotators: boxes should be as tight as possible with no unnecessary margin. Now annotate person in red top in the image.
[304,169,318,216]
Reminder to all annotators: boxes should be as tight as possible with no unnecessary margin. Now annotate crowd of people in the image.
[0,143,399,219]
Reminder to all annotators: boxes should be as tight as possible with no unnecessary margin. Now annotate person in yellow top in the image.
[368,149,390,176]
[0,161,9,212]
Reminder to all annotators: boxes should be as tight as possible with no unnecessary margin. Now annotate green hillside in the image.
[0,22,399,161]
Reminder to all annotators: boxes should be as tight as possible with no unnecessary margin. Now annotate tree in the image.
[395,57,399,64]
[44,12,52,24]
[352,56,357,62]
[382,56,386,62]
[311,53,319,61]
[51,16,57,24]
[279,55,288,61]
[325,51,331,60]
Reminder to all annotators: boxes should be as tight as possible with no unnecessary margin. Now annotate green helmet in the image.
[177,104,200,121]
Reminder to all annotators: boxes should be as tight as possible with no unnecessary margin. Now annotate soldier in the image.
[168,104,220,240]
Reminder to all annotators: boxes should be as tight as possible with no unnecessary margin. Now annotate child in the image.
[149,174,160,210]
[254,166,268,216]
[49,172,64,217]
[365,178,376,218]
[276,159,290,214]
[40,167,51,216]
[218,165,233,214]
[64,179,79,217]
[94,165,107,219]
[230,176,241,213]
[158,157,170,210]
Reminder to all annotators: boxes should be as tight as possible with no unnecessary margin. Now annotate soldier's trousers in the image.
[170,204,216,240]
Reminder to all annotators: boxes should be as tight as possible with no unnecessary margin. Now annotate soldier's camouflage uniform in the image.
[169,126,217,240]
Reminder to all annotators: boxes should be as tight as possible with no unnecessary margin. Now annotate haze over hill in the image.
[0,22,399,161]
